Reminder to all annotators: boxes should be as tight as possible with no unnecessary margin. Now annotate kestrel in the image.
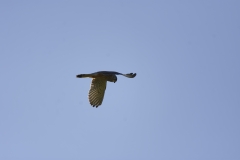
[76,71,137,108]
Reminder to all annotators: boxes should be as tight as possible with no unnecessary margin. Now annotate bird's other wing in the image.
[118,72,137,78]
[95,71,137,78]
[88,78,107,108]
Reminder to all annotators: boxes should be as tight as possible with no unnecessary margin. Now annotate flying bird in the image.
[76,71,137,108]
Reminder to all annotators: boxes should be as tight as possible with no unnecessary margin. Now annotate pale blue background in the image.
[0,1,240,160]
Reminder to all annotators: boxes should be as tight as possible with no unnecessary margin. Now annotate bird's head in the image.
[112,75,117,83]
[113,77,117,83]
[108,75,117,83]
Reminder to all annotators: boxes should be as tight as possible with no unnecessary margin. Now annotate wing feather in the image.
[88,78,107,107]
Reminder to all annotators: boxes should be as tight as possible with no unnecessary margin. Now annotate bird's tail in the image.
[76,74,92,78]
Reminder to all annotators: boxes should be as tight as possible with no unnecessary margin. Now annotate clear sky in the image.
[0,1,240,160]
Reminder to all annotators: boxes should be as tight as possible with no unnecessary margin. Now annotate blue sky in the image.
[0,1,240,159]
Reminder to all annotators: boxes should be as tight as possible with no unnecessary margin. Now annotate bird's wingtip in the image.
[125,72,136,78]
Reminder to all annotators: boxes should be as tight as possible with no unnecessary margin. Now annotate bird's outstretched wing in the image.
[118,72,136,78]
[88,78,107,107]
[93,71,137,78]
[76,71,137,78]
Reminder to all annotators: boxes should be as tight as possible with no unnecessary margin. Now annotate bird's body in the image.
[76,71,136,108]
